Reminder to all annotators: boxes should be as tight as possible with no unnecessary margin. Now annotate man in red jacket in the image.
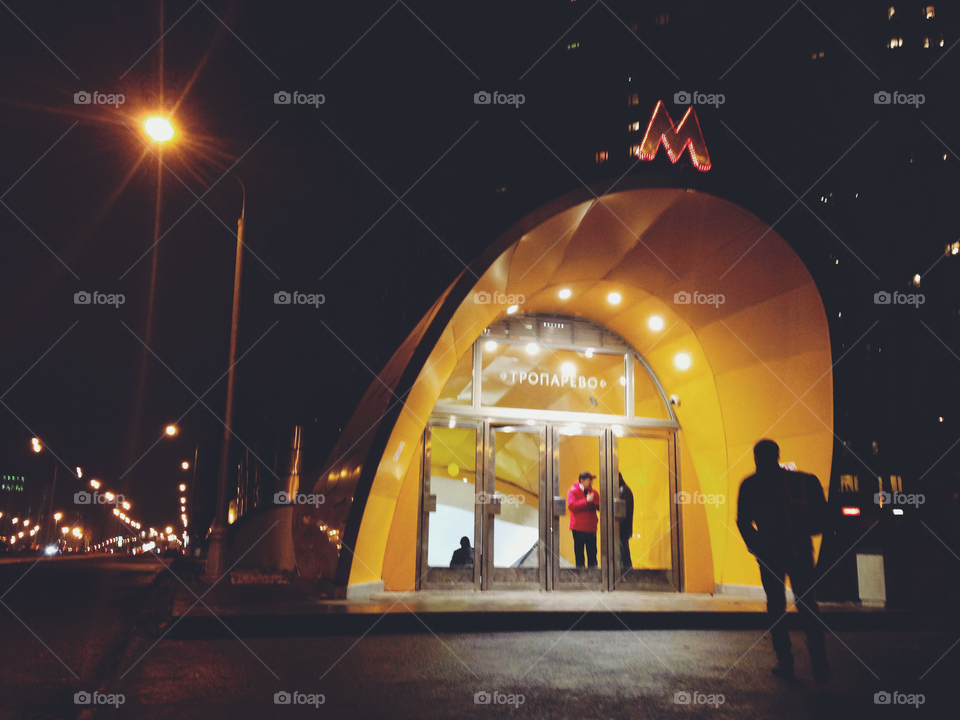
[568,471,600,568]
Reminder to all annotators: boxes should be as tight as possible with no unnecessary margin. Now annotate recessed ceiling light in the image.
[526,343,538,355]
[607,292,622,305]
[674,352,692,370]
[648,316,664,331]
[558,288,572,299]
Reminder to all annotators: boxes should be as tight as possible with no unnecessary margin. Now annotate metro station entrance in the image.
[417,314,682,592]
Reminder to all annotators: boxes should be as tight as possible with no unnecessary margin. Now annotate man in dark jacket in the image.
[449,536,473,568]
[737,439,830,683]
[618,473,634,571]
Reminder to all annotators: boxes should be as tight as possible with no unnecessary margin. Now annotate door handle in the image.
[553,496,566,516]
[487,495,502,515]
[424,494,437,512]
[614,498,627,519]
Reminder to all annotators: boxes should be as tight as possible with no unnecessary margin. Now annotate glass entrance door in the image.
[482,425,547,589]
[611,433,679,591]
[552,425,607,591]
[419,423,482,589]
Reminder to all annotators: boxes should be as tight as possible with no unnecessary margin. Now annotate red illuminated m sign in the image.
[637,100,711,171]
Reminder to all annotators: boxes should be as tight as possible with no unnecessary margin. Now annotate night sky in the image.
[2,1,959,536]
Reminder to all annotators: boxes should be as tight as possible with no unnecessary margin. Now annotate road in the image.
[1,556,957,719]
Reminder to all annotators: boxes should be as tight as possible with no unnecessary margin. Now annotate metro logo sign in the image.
[637,100,711,171]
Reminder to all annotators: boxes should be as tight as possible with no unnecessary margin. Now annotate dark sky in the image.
[2,1,959,534]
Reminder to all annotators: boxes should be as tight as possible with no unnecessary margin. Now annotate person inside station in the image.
[449,536,473,568]
[568,471,600,568]
[618,473,634,572]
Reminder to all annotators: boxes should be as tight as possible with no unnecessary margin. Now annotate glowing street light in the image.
[165,425,179,437]
[53,513,62,521]
[61,527,70,535]
[31,437,41,453]
[90,480,100,489]
[179,484,186,492]
[122,501,131,510]
[165,526,173,534]
[144,116,175,143]
[181,461,190,470]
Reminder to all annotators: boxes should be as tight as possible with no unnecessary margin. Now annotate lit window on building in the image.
[812,50,824,59]
[628,92,639,106]
[925,36,931,48]
[925,6,935,19]
[629,144,640,157]
[940,33,944,47]
[889,37,903,48]
[888,6,896,20]
[495,186,507,194]
[840,474,859,492]
[627,121,640,132]
[945,241,959,256]
[911,273,921,287]
[655,13,669,25]
[595,151,608,164]
[567,41,580,50]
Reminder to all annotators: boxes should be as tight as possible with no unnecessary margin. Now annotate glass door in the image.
[611,432,679,591]
[419,422,482,589]
[482,425,547,589]
[552,425,606,591]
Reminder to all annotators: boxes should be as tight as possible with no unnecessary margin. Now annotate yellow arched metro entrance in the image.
[292,181,834,598]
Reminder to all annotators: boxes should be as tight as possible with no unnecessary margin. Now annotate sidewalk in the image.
[166,567,938,639]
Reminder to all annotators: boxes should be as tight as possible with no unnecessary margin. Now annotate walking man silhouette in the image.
[737,439,831,683]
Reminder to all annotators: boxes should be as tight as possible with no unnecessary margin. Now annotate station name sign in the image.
[636,100,711,171]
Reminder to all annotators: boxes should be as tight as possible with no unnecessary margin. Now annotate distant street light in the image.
[90,480,100,489]
[165,425,179,437]
[144,116,175,143]
[181,461,190,470]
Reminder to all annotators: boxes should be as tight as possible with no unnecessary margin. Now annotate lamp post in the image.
[205,178,245,582]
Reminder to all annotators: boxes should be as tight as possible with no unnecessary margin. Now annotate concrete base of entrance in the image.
[172,561,930,639]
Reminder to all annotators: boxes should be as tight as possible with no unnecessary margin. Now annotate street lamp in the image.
[181,461,189,470]
[165,425,179,437]
[144,116,175,143]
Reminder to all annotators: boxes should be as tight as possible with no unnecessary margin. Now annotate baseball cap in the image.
[578,471,597,480]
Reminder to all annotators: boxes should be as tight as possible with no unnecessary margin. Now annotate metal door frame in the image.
[550,424,608,591]
[417,420,484,590]
[482,423,548,590]
[608,429,681,592]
